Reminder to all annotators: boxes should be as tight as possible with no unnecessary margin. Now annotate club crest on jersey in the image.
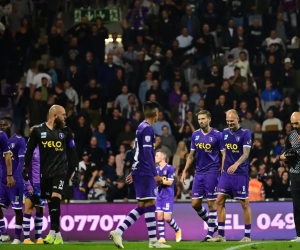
[145,136,151,142]
[10,143,15,149]
[163,170,167,175]
[59,133,64,139]
[235,136,240,142]
[224,134,228,140]
[195,135,199,140]
[209,137,213,142]
[41,132,47,138]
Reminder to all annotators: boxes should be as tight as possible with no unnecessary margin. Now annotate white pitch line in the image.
[224,242,261,250]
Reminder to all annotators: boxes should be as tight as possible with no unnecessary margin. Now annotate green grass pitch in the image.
[0,241,297,250]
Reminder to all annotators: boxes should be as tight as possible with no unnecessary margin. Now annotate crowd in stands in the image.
[0,0,299,202]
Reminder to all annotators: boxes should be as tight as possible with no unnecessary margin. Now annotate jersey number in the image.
[133,138,139,162]
[58,181,64,190]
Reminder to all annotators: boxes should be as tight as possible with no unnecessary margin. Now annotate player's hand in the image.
[227,163,238,174]
[154,175,162,184]
[22,167,29,181]
[6,176,15,189]
[181,171,187,184]
[126,173,133,184]
[71,171,81,187]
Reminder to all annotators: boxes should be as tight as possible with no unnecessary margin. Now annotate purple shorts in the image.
[24,182,47,208]
[0,182,23,209]
[192,173,219,200]
[156,200,173,213]
[217,173,249,199]
[133,175,157,200]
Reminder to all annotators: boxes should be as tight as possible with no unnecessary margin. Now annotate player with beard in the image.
[0,117,25,244]
[22,105,80,244]
[280,112,300,242]
[181,110,225,241]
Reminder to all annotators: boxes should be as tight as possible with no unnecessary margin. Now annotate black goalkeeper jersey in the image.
[24,123,75,178]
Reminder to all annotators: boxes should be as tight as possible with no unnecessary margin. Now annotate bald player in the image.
[280,112,300,242]
[23,105,80,244]
[208,109,252,242]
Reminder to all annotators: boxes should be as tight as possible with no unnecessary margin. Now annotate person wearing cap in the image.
[281,58,296,96]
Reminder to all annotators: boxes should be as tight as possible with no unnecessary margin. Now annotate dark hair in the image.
[143,101,159,118]
[197,110,211,119]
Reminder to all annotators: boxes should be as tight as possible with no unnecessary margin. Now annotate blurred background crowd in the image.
[0,0,298,202]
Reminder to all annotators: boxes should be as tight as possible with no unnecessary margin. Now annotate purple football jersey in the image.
[0,131,10,181]
[190,128,223,174]
[131,121,157,177]
[2,134,26,183]
[222,127,252,175]
[28,147,40,184]
[156,164,175,200]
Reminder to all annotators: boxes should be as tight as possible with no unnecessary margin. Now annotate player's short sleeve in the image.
[65,127,75,148]
[190,132,196,150]
[18,138,26,157]
[167,166,175,180]
[242,130,252,148]
[218,132,225,151]
[142,126,154,148]
[0,132,10,154]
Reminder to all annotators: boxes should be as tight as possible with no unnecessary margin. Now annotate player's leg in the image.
[191,174,209,224]
[156,201,166,242]
[0,208,6,242]
[203,173,219,241]
[35,205,45,244]
[290,173,300,242]
[234,176,252,242]
[41,177,60,244]
[110,175,170,248]
[48,175,65,245]
[238,199,252,242]
[0,184,9,242]
[10,183,24,244]
[23,198,35,244]
[110,175,146,249]
[163,208,181,243]
[208,174,230,242]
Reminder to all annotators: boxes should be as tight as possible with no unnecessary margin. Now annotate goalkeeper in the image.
[279,112,300,242]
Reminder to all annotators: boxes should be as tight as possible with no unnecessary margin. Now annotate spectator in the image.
[115,144,126,178]
[276,171,291,199]
[116,123,135,148]
[103,155,117,183]
[92,122,108,153]
[264,176,277,200]
[161,125,177,155]
[249,170,265,202]
[88,136,106,168]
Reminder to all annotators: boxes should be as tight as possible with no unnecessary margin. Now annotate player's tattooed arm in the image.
[183,150,195,172]
[188,150,195,161]
[236,147,251,166]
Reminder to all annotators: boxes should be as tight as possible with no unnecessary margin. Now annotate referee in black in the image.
[280,112,300,242]
[23,105,80,244]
